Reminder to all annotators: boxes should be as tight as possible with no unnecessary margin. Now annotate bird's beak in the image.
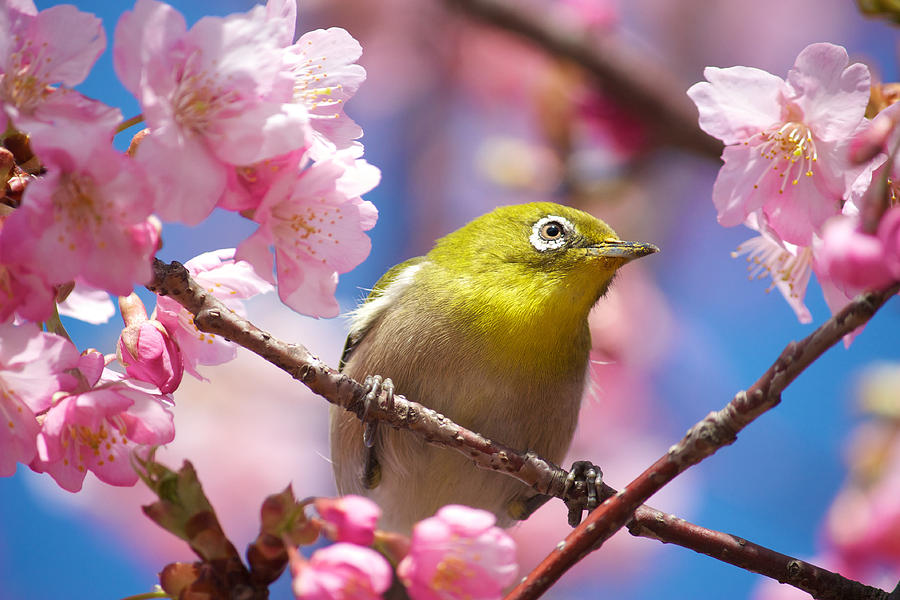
[584,239,660,261]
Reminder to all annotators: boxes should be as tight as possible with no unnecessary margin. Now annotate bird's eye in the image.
[530,215,573,252]
[540,221,564,241]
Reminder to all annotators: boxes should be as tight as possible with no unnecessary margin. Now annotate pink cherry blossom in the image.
[687,42,875,246]
[154,249,273,380]
[0,322,78,476]
[315,495,382,546]
[285,27,367,161]
[397,505,518,600]
[113,0,311,225]
[57,280,116,325]
[31,352,175,493]
[0,123,159,297]
[292,542,392,600]
[0,230,56,323]
[118,293,183,394]
[237,153,379,318]
[0,1,105,135]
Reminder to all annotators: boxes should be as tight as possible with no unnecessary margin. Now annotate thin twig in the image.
[444,0,722,159]
[506,282,900,600]
[148,258,896,599]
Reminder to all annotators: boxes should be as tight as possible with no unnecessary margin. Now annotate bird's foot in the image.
[360,375,394,490]
[563,460,603,527]
[361,374,395,448]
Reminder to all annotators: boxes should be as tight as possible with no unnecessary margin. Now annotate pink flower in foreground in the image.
[237,153,379,318]
[117,293,183,394]
[154,249,273,380]
[31,351,175,492]
[397,505,518,600]
[0,1,105,134]
[315,495,382,546]
[113,0,311,225]
[0,214,56,322]
[0,322,78,476]
[0,124,159,297]
[292,543,392,600]
[687,42,875,246]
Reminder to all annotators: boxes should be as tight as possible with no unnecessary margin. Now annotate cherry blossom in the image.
[237,153,379,318]
[31,351,175,492]
[0,322,78,476]
[291,542,392,600]
[687,42,875,246]
[56,280,116,325]
[154,249,273,380]
[113,0,311,225]
[817,210,900,295]
[285,27,367,161]
[0,122,159,297]
[0,1,105,135]
[397,505,518,600]
[315,495,382,546]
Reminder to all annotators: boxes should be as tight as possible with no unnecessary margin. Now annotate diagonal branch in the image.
[506,281,900,600]
[148,258,896,599]
[444,0,722,159]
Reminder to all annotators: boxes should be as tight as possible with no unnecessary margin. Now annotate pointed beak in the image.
[584,239,660,261]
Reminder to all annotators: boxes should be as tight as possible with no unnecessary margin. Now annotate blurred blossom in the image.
[291,542,392,600]
[818,210,900,295]
[398,505,517,600]
[314,495,381,546]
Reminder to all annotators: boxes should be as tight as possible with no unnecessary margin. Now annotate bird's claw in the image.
[361,375,395,448]
[563,460,603,527]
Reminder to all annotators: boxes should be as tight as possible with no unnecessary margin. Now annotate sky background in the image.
[2,1,900,599]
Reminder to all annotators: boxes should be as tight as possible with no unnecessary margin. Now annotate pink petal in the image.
[27,4,105,86]
[711,144,771,227]
[787,43,870,142]
[687,65,785,145]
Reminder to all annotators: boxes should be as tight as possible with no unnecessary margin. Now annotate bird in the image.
[330,201,658,534]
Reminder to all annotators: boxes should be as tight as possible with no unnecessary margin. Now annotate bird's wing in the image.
[339,256,427,371]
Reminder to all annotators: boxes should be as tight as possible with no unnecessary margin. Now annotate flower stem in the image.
[116,114,145,134]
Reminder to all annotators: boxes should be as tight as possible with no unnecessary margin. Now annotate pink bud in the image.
[117,320,184,394]
[292,543,392,600]
[397,505,518,600]
[818,216,895,295]
[314,495,381,546]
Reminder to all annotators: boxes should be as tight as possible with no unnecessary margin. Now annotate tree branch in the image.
[506,281,900,600]
[444,0,722,159]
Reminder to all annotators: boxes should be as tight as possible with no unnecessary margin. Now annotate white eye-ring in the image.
[530,215,574,252]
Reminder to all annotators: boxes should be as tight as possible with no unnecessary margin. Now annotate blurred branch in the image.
[147,259,897,598]
[627,503,890,600]
[507,281,900,600]
[444,0,722,159]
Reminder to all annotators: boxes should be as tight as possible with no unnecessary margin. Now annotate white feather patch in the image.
[347,262,425,337]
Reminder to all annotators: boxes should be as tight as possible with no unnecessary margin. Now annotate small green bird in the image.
[330,202,658,533]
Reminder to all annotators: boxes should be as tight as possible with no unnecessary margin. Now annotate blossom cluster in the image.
[290,496,518,600]
[688,42,899,327]
[0,0,379,491]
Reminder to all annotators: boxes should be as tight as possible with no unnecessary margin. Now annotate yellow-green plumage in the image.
[330,202,657,533]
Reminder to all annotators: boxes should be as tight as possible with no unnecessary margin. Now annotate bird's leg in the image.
[360,375,394,490]
[563,460,603,527]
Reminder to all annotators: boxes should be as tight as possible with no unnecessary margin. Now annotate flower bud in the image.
[314,495,381,546]
[117,293,183,393]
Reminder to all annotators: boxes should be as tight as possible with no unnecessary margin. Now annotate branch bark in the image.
[147,258,897,600]
[507,281,900,600]
[444,0,722,159]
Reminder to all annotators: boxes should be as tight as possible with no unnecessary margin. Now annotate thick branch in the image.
[507,282,900,600]
[444,0,722,159]
[148,259,896,599]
